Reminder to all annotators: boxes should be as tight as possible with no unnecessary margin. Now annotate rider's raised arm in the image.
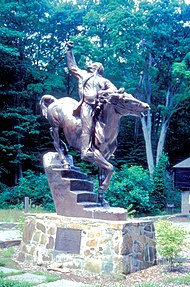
[66,42,86,80]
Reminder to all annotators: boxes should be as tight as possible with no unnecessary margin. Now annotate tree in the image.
[0,0,85,184]
[137,0,190,175]
[156,219,186,271]
[72,0,190,176]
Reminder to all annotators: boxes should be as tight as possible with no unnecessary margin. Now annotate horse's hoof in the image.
[98,193,110,208]
[65,164,71,169]
[61,163,71,169]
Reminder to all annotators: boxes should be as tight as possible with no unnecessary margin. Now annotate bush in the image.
[151,154,181,213]
[104,165,152,214]
[0,170,55,211]
[155,219,186,271]
[151,154,169,211]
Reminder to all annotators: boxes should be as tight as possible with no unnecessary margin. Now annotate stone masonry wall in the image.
[18,214,156,274]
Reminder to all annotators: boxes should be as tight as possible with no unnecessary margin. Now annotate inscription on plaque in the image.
[55,227,82,254]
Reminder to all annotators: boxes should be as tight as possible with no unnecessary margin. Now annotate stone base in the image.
[18,213,156,274]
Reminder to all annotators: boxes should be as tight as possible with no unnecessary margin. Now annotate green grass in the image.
[0,278,32,287]
[164,273,190,285]
[0,209,23,223]
[112,274,126,281]
[0,248,21,269]
[0,272,5,279]
[32,271,60,283]
[0,208,52,223]
[0,248,15,259]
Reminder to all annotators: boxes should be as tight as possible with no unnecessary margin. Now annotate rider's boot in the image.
[80,134,94,160]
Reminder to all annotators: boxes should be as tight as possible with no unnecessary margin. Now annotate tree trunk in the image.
[156,119,169,165]
[141,112,155,177]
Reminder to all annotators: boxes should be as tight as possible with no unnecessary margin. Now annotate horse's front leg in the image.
[98,167,114,206]
[50,127,70,169]
[87,149,114,206]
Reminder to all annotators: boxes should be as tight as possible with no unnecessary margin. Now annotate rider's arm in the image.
[104,79,117,92]
[66,46,84,80]
[98,79,117,95]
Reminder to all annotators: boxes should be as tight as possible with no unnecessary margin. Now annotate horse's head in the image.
[109,92,150,117]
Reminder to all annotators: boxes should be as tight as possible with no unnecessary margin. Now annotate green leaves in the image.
[105,164,152,214]
[0,170,55,211]
[155,219,186,270]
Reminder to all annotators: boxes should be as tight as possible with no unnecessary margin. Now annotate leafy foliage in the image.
[151,154,169,211]
[155,219,186,271]
[105,165,152,215]
[0,170,55,211]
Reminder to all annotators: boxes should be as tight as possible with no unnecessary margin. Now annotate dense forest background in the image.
[0,0,189,214]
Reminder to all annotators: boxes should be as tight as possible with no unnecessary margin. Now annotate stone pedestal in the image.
[43,152,127,220]
[18,214,156,274]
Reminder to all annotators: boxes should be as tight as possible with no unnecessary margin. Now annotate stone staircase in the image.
[43,152,127,220]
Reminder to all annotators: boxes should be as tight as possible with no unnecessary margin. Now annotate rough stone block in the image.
[18,214,156,275]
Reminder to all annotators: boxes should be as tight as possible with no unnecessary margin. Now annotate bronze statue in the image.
[40,91,149,204]
[66,41,118,161]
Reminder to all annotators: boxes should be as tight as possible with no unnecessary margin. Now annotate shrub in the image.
[151,153,181,214]
[104,165,152,214]
[0,170,55,211]
[155,219,186,271]
[151,154,169,211]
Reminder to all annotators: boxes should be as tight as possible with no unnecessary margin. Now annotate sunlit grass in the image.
[163,273,190,285]
[0,278,32,287]
[33,271,60,283]
[0,247,21,269]
[0,209,23,222]
[0,207,52,223]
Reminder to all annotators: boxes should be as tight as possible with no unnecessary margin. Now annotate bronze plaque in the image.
[55,227,81,254]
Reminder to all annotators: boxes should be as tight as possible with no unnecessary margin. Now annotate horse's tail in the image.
[39,95,56,118]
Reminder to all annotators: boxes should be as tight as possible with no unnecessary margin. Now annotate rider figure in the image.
[66,41,117,160]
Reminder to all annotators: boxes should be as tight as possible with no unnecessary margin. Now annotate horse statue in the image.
[40,92,149,204]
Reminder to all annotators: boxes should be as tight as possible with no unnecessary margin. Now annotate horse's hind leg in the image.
[98,168,110,207]
[50,127,70,168]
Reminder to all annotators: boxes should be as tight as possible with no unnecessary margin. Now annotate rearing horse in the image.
[40,92,149,200]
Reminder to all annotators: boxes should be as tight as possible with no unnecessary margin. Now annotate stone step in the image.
[77,201,101,208]
[61,169,88,180]
[71,190,98,203]
[0,239,21,248]
[70,179,94,192]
